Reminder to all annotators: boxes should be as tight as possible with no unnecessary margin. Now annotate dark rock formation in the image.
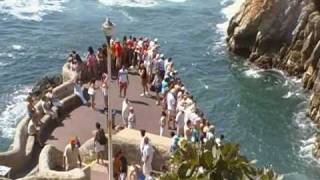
[30,74,63,99]
[227,0,320,158]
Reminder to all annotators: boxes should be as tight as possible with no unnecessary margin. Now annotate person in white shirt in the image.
[142,137,154,179]
[101,73,108,111]
[118,66,129,97]
[127,107,136,129]
[206,125,215,142]
[140,129,146,155]
[215,134,224,147]
[159,111,166,136]
[41,96,58,120]
[73,79,87,105]
[28,120,43,147]
[167,89,177,130]
[63,139,82,171]
[101,17,115,46]
[122,98,131,127]
[175,110,185,136]
[88,79,97,110]
[46,88,63,108]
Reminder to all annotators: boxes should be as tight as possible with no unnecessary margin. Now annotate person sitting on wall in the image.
[73,79,88,105]
[63,138,82,171]
[46,87,63,108]
[27,118,44,147]
[41,96,58,120]
[26,96,42,126]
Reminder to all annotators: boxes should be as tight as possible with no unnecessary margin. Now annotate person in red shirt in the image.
[115,40,122,70]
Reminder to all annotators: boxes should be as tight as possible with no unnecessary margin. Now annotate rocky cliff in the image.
[227,0,320,124]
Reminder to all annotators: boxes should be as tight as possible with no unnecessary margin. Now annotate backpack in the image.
[96,129,107,145]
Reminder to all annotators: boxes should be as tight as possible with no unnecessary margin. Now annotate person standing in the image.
[101,17,115,46]
[63,138,82,171]
[152,72,162,105]
[140,129,146,155]
[127,106,136,129]
[159,111,166,136]
[88,79,97,110]
[118,65,129,97]
[139,64,149,97]
[101,73,108,111]
[94,122,106,164]
[115,40,123,70]
[86,47,98,79]
[122,98,131,127]
[167,89,177,130]
[175,109,185,136]
[170,131,180,153]
[142,137,154,179]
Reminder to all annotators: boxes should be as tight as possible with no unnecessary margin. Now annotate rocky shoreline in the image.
[227,0,320,158]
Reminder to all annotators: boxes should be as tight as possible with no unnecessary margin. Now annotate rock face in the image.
[227,0,320,122]
[227,0,320,158]
[31,74,63,99]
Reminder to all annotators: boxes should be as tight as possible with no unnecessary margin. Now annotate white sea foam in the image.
[120,10,136,22]
[98,0,157,7]
[0,86,31,140]
[243,69,262,78]
[164,0,186,2]
[12,44,23,50]
[0,0,68,21]
[0,62,11,67]
[216,0,245,34]
[282,91,294,99]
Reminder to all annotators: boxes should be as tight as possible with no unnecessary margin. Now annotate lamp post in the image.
[107,46,113,180]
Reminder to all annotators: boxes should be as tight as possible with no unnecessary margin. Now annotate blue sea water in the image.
[0,0,320,179]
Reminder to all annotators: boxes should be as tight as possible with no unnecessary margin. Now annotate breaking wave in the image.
[0,0,68,21]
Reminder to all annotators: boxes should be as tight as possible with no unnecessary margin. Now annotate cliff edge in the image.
[227,0,320,124]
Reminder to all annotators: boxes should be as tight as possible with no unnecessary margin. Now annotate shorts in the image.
[167,109,176,119]
[119,82,128,89]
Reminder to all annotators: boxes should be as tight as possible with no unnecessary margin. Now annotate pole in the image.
[107,45,113,180]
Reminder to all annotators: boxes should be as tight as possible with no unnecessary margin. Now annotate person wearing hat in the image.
[127,106,136,129]
[63,138,82,171]
[101,17,115,46]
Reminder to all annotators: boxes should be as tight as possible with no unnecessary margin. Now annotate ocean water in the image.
[0,0,320,179]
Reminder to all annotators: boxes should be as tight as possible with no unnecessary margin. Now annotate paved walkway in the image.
[47,71,169,179]
[47,73,167,150]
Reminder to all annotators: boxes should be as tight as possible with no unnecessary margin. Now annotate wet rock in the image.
[227,0,320,159]
[30,74,63,99]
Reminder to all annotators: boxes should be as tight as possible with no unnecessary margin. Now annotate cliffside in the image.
[227,0,320,124]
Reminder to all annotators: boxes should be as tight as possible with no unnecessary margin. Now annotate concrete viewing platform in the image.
[48,72,168,150]
[46,71,169,179]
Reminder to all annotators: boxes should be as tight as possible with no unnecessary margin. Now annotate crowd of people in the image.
[24,18,224,179]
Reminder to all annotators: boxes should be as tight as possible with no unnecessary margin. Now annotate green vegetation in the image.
[161,139,283,180]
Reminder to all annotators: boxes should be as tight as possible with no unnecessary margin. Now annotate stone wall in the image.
[80,128,171,171]
[0,79,80,175]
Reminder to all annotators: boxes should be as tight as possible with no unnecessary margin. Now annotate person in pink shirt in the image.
[86,46,97,79]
